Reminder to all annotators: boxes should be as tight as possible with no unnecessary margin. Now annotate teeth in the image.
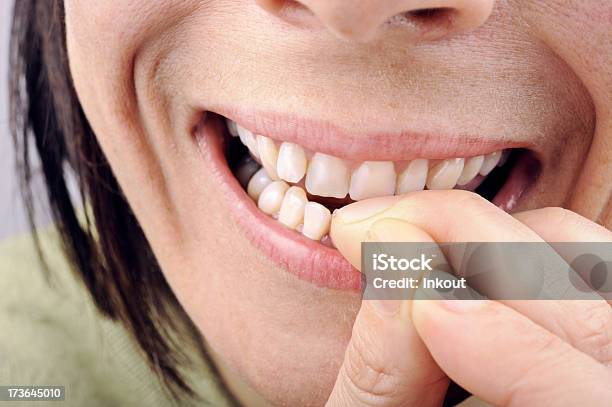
[247,168,273,201]
[236,124,260,160]
[302,202,331,241]
[227,119,239,137]
[235,157,261,188]
[278,187,308,229]
[305,153,350,199]
[349,161,396,201]
[426,158,465,190]
[277,142,307,183]
[456,155,484,186]
[497,150,510,167]
[257,180,289,215]
[479,151,502,176]
[232,125,509,243]
[396,159,428,194]
[257,135,280,180]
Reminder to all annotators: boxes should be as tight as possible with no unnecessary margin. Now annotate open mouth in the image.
[195,112,541,289]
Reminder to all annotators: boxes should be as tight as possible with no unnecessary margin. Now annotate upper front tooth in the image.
[479,151,502,176]
[227,119,239,137]
[396,159,428,194]
[278,186,308,229]
[257,180,289,215]
[426,158,465,190]
[302,202,331,241]
[257,135,280,180]
[456,155,484,186]
[236,124,260,159]
[247,168,273,201]
[349,161,396,201]
[305,153,350,199]
[277,142,307,183]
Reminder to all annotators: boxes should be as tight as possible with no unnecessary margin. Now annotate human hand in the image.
[326,190,612,406]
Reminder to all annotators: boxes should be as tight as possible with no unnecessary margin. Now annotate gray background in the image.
[1,1,52,240]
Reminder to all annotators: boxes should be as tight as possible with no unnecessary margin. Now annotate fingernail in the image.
[370,299,402,316]
[334,197,397,223]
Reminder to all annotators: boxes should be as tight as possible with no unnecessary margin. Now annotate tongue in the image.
[456,175,486,192]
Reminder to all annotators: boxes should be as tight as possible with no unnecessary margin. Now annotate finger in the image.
[514,207,612,242]
[327,224,447,407]
[514,208,612,364]
[331,191,612,365]
[515,207,612,303]
[330,191,599,301]
[411,294,612,406]
[332,191,541,254]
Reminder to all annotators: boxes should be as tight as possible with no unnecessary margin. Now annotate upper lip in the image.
[211,107,531,161]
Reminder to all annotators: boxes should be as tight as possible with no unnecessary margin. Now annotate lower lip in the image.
[196,118,362,291]
[195,117,536,291]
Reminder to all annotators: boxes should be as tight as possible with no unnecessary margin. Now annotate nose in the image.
[256,0,494,42]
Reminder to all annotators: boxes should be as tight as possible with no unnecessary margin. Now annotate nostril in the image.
[266,0,316,25]
[258,0,311,17]
[407,7,453,21]
[386,7,456,39]
[281,0,309,13]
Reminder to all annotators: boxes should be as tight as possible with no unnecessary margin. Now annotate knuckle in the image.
[503,334,572,406]
[569,303,612,365]
[341,330,405,406]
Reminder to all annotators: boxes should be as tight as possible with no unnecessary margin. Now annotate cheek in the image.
[152,147,359,404]
[64,0,206,132]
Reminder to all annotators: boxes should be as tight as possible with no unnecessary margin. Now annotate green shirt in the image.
[0,229,231,407]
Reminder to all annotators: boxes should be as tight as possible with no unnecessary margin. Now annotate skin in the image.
[63,0,611,405]
[329,194,612,406]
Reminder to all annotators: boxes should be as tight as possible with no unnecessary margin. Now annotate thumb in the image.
[327,214,447,406]
[326,299,447,407]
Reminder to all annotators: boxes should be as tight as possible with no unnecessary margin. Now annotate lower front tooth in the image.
[247,168,273,201]
[457,155,484,186]
[426,158,464,190]
[257,180,289,215]
[302,202,331,241]
[396,159,428,194]
[257,135,280,180]
[349,161,396,201]
[278,187,308,229]
[479,151,502,176]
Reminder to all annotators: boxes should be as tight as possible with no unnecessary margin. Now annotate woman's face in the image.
[64,0,611,405]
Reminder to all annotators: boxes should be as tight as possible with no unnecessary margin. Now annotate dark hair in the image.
[9,1,232,401]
